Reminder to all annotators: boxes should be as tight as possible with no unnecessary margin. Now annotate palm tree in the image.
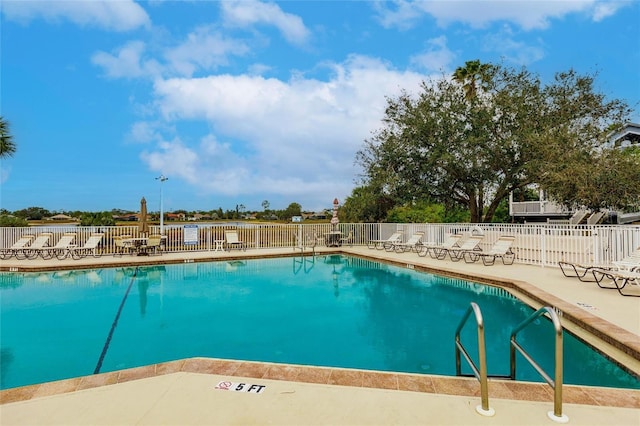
[452,60,492,101]
[0,116,16,158]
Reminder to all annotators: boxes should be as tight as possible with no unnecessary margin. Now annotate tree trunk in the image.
[468,195,481,223]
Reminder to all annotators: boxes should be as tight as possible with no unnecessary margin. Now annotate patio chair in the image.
[590,268,640,297]
[25,233,54,259]
[391,231,424,253]
[293,231,317,256]
[444,235,484,262]
[366,231,403,250]
[339,230,354,247]
[143,235,163,255]
[558,246,640,282]
[39,233,77,260]
[70,233,104,259]
[113,235,135,257]
[225,230,246,251]
[464,235,516,265]
[418,234,463,258]
[0,235,35,260]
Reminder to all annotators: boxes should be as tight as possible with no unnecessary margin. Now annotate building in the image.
[509,123,640,224]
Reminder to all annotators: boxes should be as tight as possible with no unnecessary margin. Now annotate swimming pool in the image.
[1,255,638,390]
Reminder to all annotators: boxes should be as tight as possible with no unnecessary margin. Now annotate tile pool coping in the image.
[1,248,639,408]
[1,358,639,408]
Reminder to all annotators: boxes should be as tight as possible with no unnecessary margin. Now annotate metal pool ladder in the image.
[455,303,568,423]
[454,302,495,416]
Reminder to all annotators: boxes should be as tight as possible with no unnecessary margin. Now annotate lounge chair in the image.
[418,234,463,258]
[464,235,516,265]
[392,231,424,253]
[366,231,403,250]
[40,233,77,260]
[590,268,640,297]
[444,235,484,262]
[25,233,54,259]
[558,247,640,281]
[70,233,104,259]
[0,235,35,260]
[225,230,246,251]
[612,249,640,271]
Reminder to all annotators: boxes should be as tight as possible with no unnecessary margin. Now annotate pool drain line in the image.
[93,266,138,374]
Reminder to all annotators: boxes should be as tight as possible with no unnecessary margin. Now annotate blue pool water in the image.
[1,255,638,390]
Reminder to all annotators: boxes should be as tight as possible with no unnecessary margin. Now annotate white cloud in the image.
[142,55,428,204]
[410,36,456,72]
[373,0,428,30]
[0,164,10,184]
[591,1,626,21]
[127,121,164,144]
[141,138,202,183]
[221,0,311,46]
[92,41,161,79]
[483,26,546,65]
[376,0,621,31]
[92,26,251,79]
[163,26,251,77]
[248,63,273,76]
[1,0,150,31]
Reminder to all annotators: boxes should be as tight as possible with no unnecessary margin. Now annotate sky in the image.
[1,0,639,214]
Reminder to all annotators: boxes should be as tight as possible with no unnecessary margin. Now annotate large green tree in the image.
[280,202,302,220]
[340,184,395,222]
[356,62,631,222]
[0,116,16,158]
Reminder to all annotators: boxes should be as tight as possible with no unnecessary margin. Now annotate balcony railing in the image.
[509,201,570,216]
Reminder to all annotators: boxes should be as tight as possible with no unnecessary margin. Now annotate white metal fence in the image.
[1,223,639,268]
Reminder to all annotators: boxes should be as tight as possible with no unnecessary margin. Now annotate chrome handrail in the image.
[454,302,494,416]
[510,307,568,423]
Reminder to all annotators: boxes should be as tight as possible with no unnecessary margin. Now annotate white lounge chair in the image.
[0,235,35,260]
[367,231,403,250]
[590,268,640,297]
[70,233,104,259]
[418,234,463,258]
[558,246,640,281]
[464,235,516,265]
[391,231,424,253]
[25,233,54,259]
[444,235,484,262]
[225,230,246,251]
[40,233,77,260]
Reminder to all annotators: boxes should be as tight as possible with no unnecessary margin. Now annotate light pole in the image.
[156,174,168,235]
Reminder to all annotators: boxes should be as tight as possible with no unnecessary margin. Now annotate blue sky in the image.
[1,1,638,214]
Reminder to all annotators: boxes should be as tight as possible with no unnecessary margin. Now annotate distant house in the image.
[607,122,640,148]
[188,213,212,221]
[48,214,74,221]
[167,213,185,221]
[291,216,303,222]
[310,211,328,220]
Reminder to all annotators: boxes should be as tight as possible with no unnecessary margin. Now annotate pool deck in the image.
[1,246,639,425]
